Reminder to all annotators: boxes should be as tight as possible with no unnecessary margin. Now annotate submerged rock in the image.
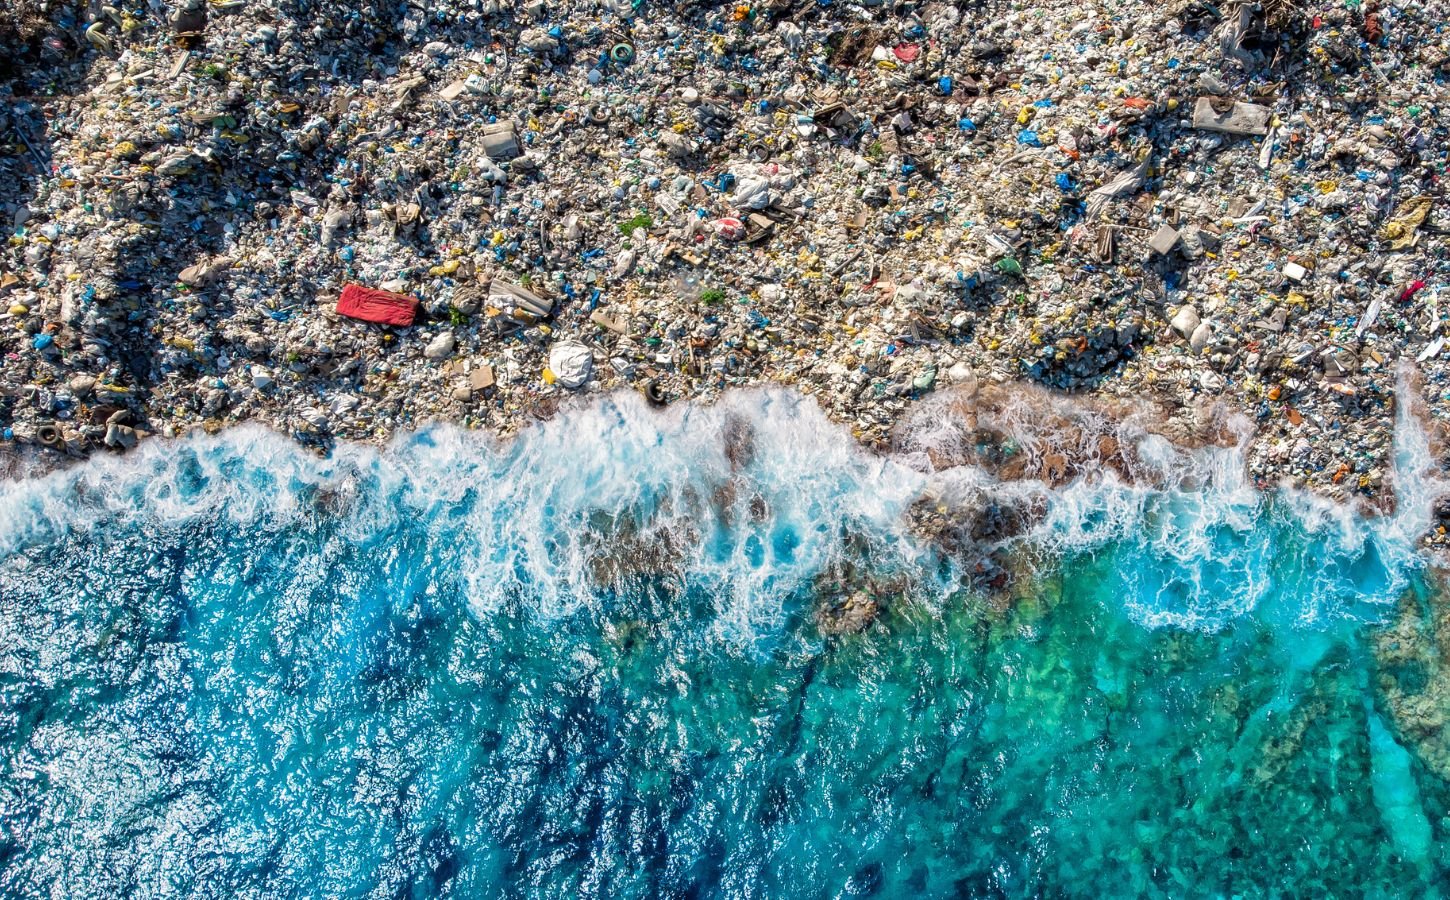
[1374,574,1450,783]
[579,508,696,589]
[815,590,880,636]
[722,414,755,471]
[812,557,908,637]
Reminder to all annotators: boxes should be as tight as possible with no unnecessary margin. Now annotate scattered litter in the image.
[0,0,1445,511]
[1148,225,1180,257]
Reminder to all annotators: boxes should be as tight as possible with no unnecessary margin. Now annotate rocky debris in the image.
[815,589,881,637]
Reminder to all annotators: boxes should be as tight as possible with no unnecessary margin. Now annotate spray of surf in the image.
[0,378,1443,634]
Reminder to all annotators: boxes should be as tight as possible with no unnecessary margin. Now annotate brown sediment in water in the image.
[891,372,1450,565]
[517,376,1450,635]
[580,505,698,590]
[578,469,774,592]
[722,413,756,472]
[0,444,77,482]
[1383,366,1450,522]
[891,380,1255,569]
[1399,368,1450,462]
[301,477,361,518]
[8,379,1445,610]
[905,492,1048,554]
[712,413,767,527]
[893,380,1250,489]
[6,378,1432,525]
[1374,568,1450,781]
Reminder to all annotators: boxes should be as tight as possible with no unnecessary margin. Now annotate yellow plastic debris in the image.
[1381,196,1433,250]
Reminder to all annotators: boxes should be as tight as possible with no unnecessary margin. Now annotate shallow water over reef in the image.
[1,388,1448,897]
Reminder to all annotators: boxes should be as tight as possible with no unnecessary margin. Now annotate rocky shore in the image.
[2,0,1449,535]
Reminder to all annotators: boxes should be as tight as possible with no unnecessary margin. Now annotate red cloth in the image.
[336,283,419,326]
[1398,279,1427,304]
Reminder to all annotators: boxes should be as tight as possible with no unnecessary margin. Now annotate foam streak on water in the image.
[1,386,1448,897]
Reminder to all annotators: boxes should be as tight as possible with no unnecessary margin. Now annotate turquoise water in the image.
[2,390,1448,897]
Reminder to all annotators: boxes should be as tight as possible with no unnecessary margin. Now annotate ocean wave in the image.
[0,382,1443,633]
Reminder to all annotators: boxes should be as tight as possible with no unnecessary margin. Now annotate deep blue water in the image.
[1,389,1448,897]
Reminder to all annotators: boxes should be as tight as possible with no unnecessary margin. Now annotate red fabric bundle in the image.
[336,283,419,326]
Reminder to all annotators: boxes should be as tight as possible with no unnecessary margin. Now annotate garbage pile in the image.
[1,0,1448,529]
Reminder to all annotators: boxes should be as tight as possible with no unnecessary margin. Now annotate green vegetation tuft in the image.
[618,213,654,237]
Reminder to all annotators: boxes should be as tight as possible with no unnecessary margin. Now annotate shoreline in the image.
[3,0,1449,539]
[3,379,1447,557]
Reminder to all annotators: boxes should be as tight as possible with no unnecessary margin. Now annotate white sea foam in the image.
[0,383,1443,633]
[895,375,1447,629]
[431,389,929,636]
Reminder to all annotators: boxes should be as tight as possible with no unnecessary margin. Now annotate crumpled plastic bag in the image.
[548,342,593,389]
[1382,196,1434,251]
[1085,155,1151,221]
[731,175,772,210]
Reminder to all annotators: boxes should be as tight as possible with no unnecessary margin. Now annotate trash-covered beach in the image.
[3,0,1449,527]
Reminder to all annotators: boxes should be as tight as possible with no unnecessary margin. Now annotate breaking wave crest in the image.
[889,375,1445,629]
[0,390,929,642]
[0,383,1443,633]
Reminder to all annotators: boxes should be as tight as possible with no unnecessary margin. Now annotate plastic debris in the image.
[0,0,1444,516]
